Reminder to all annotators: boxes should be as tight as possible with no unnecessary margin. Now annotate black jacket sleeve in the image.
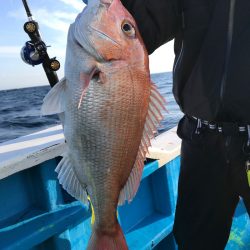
[121,0,180,54]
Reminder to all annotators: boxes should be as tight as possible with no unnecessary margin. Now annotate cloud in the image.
[6,5,76,59]
[8,8,26,20]
[33,9,71,32]
[53,11,79,21]
[58,0,85,11]
[9,9,73,33]
[8,0,86,33]
[8,8,74,52]
[149,41,175,73]
[0,46,21,57]
[7,0,86,53]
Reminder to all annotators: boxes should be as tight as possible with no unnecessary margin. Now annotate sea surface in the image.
[0,72,183,143]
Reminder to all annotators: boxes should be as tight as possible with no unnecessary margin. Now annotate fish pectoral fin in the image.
[118,82,166,205]
[78,67,104,109]
[55,154,88,205]
[41,77,67,115]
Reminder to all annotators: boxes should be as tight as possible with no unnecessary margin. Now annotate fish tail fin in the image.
[87,224,128,250]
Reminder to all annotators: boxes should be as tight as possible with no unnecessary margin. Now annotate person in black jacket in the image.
[121,0,250,249]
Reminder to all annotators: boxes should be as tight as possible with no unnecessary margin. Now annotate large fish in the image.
[42,0,165,249]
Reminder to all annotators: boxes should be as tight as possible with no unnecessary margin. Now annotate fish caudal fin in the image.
[55,153,88,205]
[87,225,128,250]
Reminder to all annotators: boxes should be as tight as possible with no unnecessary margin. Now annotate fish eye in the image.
[121,20,135,38]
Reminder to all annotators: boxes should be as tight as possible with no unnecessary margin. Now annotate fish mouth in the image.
[89,25,121,48]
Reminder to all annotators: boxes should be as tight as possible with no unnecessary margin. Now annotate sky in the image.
[0,0,175,90]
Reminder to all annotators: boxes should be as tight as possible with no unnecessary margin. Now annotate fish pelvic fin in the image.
[41,77,67,115]
[55,154,88,205]
[87,224,128,250]
[118,82,166,205]
[88,196,96,225]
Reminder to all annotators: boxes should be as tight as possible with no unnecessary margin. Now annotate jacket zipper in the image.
[173,10,185,75]
[173,41,184,74]
[220,0,236,103]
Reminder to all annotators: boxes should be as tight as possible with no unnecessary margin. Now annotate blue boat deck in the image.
[0,126,249,249]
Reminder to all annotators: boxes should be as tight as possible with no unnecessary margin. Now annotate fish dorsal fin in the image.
[41,77,67,115]
[118,82,166,205]
[55,153,89,205]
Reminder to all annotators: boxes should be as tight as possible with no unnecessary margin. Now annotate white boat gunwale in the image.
[0,125,181,180]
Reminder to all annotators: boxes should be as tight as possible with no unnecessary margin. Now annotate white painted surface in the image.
[149,40,175,74]
[0,125,66,180]
[0,125,181,180]
[147,127,181,167]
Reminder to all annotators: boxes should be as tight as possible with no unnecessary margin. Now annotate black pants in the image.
[173,116,250,250]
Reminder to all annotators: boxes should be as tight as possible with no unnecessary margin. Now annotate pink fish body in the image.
[42,0,165,249]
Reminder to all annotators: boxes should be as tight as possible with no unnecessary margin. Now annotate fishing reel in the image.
[21,40,60,71]
[21,41,45,66]
[21,19,60,70]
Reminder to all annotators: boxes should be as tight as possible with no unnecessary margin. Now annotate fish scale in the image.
[67,66,148,226]
[41,0,166,249]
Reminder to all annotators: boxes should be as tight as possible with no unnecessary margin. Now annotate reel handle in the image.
[43,56,60,87]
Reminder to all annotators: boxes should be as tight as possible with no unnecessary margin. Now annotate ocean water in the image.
[0,72,183,143]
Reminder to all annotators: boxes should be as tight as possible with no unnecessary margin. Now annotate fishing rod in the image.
[21,0,60,87]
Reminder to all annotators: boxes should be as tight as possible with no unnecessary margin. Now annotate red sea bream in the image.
[42,0,165,249]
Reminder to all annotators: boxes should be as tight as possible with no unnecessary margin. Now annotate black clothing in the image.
[173,116,250,250]
[121,0,250,122]
[119,0,250,250]
[120,1,250,249]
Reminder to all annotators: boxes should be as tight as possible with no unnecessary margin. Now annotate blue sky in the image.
[0,0,85,90]
[0,0,174,90]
